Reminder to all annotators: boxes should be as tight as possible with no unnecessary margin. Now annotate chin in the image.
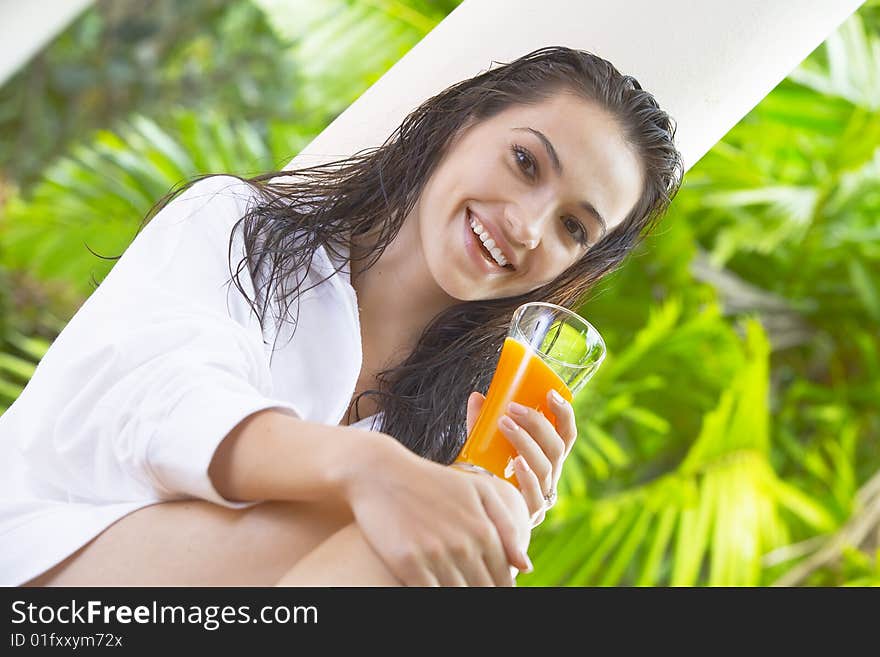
[438,280,482,303]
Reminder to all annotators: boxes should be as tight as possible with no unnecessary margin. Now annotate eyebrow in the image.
[514,127,608,238]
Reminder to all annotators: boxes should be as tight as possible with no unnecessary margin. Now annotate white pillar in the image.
[0,0,93,86]
[287,0,865,173]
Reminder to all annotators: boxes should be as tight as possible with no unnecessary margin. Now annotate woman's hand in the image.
[342,433,532,587]
[467,390,578,527]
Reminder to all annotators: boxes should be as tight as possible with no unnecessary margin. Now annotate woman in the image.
[1,46,682,586]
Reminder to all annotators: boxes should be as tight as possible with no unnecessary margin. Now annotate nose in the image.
[505,200,555,250]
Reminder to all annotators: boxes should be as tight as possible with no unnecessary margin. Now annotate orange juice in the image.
[455,336,573,485]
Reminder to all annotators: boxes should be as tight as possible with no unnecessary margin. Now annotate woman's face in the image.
[415,91,644,301]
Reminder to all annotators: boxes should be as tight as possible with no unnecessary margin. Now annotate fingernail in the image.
[499,415,518,432]
[521,552,534,573]
[551,390,565,405]
[516,455,530,472]
[508,402,528,416]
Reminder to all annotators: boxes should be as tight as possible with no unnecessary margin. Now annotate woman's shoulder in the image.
[196,173,261,195]
[169,174,264,217]
[140,175,267,258]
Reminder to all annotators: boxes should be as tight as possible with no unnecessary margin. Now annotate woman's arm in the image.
[208,408,394,505]
[208,408,532,585]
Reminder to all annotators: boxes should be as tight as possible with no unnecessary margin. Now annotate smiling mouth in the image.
[468,209,515,270]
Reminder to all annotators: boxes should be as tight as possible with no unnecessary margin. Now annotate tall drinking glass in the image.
[453,302,606,484]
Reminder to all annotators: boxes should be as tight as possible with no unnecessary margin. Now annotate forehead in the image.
[479,93,644,231]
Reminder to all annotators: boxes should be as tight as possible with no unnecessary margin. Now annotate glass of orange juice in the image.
[453,302,605,485]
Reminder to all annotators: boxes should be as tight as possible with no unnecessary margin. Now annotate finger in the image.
[399,559,441,587]
[489,557,515,587]
[468,500,517,586]
[466,391,486,436]
[547,390,579,457]
[508,402,567,465]
[532,508,547,527]
[476,513,519,587]
[498,414,553,492]
[430,556,469,587]
[454,550,498,587]
[513,455,546,522]
[475,480,531,577]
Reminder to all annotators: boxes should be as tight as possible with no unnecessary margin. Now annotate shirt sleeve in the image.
[15,175,303,509]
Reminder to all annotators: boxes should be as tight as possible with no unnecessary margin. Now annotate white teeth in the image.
[469,213,509,268]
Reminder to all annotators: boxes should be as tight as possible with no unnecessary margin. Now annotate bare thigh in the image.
[23,497,354,587]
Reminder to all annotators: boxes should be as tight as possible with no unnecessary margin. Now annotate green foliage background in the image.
[1,0,877,586]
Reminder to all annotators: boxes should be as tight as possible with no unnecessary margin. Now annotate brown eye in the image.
[563,216,589,246]
[511,145,537,179]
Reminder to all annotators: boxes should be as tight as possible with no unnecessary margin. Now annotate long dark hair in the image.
[140,46,683,464]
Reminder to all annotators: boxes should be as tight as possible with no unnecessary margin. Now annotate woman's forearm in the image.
[208,408,399,506]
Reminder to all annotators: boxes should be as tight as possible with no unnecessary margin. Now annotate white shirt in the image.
[0,176,378,586]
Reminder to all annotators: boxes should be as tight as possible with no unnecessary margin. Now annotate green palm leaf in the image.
[523,321,837,587]
[0,111,280,305]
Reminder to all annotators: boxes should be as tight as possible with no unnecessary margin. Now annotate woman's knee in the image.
[276,522,401,587]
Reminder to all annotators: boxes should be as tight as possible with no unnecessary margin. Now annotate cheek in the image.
[525,248,580,289]
[416,186,452,242]
[536,241,574,272]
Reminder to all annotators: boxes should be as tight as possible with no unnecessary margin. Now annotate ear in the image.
[466,391,486,435]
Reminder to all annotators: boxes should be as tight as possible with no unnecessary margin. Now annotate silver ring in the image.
[543,489,557,507]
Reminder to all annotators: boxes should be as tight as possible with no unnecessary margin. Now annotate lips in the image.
[467,208,516,269]
[464,208,508,274]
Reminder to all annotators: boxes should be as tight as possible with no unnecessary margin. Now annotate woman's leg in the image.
[275,523,402,586]
[276,523,521,586]
[23,497,355,587]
